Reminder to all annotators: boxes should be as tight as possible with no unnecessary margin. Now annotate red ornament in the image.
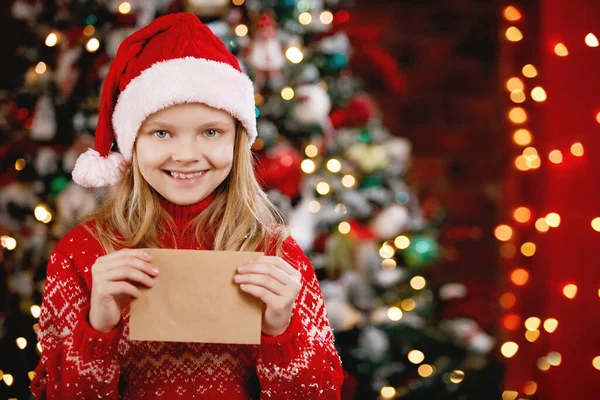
[329,94,377,129]
[254,142,302,199]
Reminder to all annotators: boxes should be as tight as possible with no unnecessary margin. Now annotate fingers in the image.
[237,263,292,286]
[103,249,152,263]
[234,273,286,296]
[104,281,143,299]
[244,256,302,281]
[93,254,159,278]
[238,284,280,308]
[103,266,157,288]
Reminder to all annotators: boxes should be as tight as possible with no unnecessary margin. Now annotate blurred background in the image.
[0,0,599,399]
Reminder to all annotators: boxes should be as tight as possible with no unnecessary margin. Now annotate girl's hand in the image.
[89,249,159,333]
[234,256,302,336]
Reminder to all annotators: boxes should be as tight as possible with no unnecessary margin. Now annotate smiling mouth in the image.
[163,170,208,179]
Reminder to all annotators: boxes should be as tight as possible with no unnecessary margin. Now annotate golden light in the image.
[1,235,17,251]
[597,112,600,124]
[585,33,599,47]
[543,318,559,333]
[34,205,52,223]
[500,341,519,358]
[382,259,397,270]
[118,2,131,14]
[525,155,541,169]
[387,306,403,321]
[537,357,551,371]
[86,38,100,52]
[379,243,395,259]
[410,276,426,290]
[511,268,529,286]
[547,351,562,366]
[305,144,318,157]
[394,235,410,249]
[308,201,321,213]
[341,174,356,188]
[299,12,312,25]
[494,224,513,241]
[571,142,584,157]
[316,181,331,195]
[37,342,43,353]
[407,349,425,364]
[506,27,523,42]
[28,371,35,381]
[545,212,561,227]
[522,64,538,78]
[563,284,577,299]
[513,129,532,146]
[593,356,600,370]
[513,207,531,223]
[3,374,14,386]
[506,77,524,92]
[554,43,569,56]
[286,47,304,64]
[301,159,316,174]
[548,150,563,164]
[509,107,527,123]
[592,217,600,232]
[503,6,522,21]
[499,292,517,309]
[35,61,47,74]
[16,337,27,350]
[510,90,526,103]
[33,323,40,334]
[380,386,396,399]
[320,11,334,25]
[418,364,434,377]
[326,159,342,173]
[232,0,245,5]
[15,158,26,170]
[235,24,248,37]
[45,32,58,47]
[500,243,516,259]
[401,299,416,311]
[523,146,538,158]
[30,305,41,318]
[525,329,540,342]
[521,242,536,256]
[338,222,351,235]
[524,317,541,331]
[502,391,518,400]
[515,155,529,171]
[531,86,547,102]
[524,381,538,395]
[281,86,295,100]
[535,217,550,232]
[83,25,95,36]
[449,370,465,384]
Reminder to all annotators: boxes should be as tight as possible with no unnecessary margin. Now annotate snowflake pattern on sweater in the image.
[31,199,344,399]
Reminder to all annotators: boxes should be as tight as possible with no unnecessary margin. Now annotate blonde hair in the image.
[83,124,289,255]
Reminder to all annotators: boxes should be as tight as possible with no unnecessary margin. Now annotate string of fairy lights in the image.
[496,4,600,399]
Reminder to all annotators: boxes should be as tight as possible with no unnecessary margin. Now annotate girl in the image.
[31,12,344,399]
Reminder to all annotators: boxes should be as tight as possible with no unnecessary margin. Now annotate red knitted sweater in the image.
[30,195,344,399]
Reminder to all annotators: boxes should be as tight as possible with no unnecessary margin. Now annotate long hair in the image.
[83,124,289,255]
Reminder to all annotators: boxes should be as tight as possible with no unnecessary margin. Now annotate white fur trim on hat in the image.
[112,56,257,162]
[72,149,127,188]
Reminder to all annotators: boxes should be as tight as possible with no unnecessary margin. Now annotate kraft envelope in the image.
[129,249,263,345]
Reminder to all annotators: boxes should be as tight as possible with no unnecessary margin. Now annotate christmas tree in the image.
[0,0,501,399]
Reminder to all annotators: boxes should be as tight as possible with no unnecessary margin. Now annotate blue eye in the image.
[153,130,171,139]
[205,129,220,138]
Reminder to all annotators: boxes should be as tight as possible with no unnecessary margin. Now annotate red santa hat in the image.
[72,12,257,188]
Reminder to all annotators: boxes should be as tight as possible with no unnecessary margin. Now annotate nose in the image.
[171,137,200,163]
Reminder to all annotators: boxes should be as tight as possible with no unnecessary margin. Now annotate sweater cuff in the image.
[71,306,123,361]
[259,313,305,364]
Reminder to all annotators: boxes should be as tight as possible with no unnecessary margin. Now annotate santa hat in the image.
[72,12,257,188]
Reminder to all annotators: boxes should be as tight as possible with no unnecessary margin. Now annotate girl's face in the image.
[135,103,236,205]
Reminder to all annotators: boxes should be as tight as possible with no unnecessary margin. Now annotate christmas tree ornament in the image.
[370,204,410,240]
[404,235,441,269]
[247,11,285,91]
[53,182,98,236]
[30,95,57,141]
[33,147,59,177]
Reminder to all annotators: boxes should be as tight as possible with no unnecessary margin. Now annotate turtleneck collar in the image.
[158,193,216,228]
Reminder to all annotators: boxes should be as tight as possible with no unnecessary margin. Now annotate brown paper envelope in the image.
[129,249,263,345]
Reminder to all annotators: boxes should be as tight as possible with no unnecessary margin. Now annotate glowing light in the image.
[543,318,558,333]
[592,217,600,232]
[326,159,342,173]
[506,77,524,92]
[305,144,318,157]
[523,146,538,157]
[86,38,100,52]
[531,86,547,102]
[15,158,26,170]
[513,129,532,146]
[548,150,563,164]
[387,306,403,321]
[571,142,584,156]
[316,181,330,195]
[320,11,334,24]
[563,284,577,299]
[338,222,351,234]
[118,2,131,14]
[35,205,52,223]
[500,243,516,259]
[503,6,521,21]
[418,364,434,377]
[308,201,321,213]
[3,374,14,386]
[401,299,416,311]
[45,32,58,47]
[585,33,599,47]
[31,305,41,318]
[410,276,426,290]
[500,341,519,358]
[502,391,518,400]
[506,27,523,42]
[547,351,562,366]
[1,235,17,250]
[37,342,42,353]
[394,235,410,249]
[521,242,536,256]
[16,337,27,350]
[381,386,396,399]
[597,112,600,124]
[342,174,356,188]
[535,218,550,232]
[545,212,561,227]
[494,225,513,241]
[83,25,95,36]
[522,64,538,78]
[299,12,312,25]
[379,242,395,259]
[524,317,541,331]
[286,47,304,64]
[301,159,316,174]
[514,207,531,223]
[510,90,525,103]
[382,259,397,270]
[509,107,527,123]
[232,0,245,5]
[499,292,517,309]
[537,357,551,371]
[281,86,295,100]
[35,62,47,74]
[235,24,248,37]
[28,371,35,381]
[554,43,569,56]
[593,356,600,370]
[503,314,521,331]
[525,329,540,342]
[511,268,529,286]
[449,370,464,384]
[524,381,538,395]
[408,349,425,364]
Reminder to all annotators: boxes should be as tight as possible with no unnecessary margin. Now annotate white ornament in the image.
[291,84,332,127]
[370,204,410,239]
[31,96,57,141]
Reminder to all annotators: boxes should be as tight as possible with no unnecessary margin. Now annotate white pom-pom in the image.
[72,149,127,188]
